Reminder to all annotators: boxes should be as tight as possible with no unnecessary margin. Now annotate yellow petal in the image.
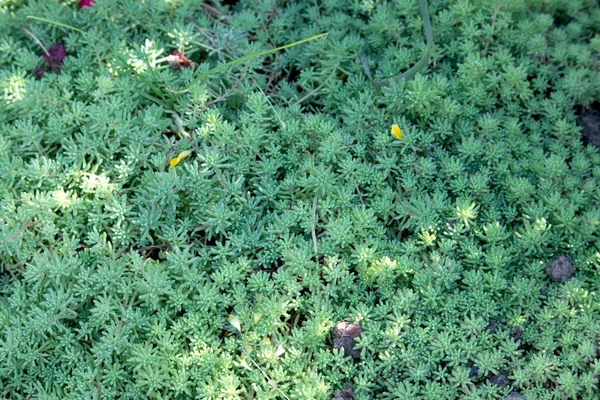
[169,150,192,168]
[177,150,192,160]
[391,124,402,140]
[169,156,181,168]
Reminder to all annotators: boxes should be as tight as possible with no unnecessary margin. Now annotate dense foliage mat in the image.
[1,0,600,398]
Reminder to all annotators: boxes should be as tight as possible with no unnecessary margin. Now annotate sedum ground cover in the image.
[1,0,600,398]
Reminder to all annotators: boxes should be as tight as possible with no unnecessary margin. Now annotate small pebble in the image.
[332,320,362,359]
[545,254,575,282]
[332,383,353,400]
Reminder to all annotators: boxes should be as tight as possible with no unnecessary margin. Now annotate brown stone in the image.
[332,320,362,359]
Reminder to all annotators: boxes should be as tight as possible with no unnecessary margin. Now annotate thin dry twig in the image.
[250,76,286,128]
[201,2,230,23]
[10,222,37,241]
[356,187,365,206]
[165,86,190,94]
[20,24,50,57]
[203,62,250,106]
[311,195,318,253]
[246,355,291,400]
[204,80,242,107]
[258,1,279,47]
[297,66,338,104]
[483,3,500,57]
[136,243,171,253]
[264,63,282,93]
[93,380,102,400]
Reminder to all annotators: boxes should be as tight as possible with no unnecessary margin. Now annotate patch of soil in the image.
[332,383,353,400]
[221,0,240,8]
[511,328,522,342]
[332,320,362,359]
[287,309,307,330]
[576,102,600,149]
[489,371,509,388]
[486,319,499,333]
[469,364,479,378]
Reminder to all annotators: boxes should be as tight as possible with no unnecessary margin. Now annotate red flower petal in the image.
[167,50,197,70]
[42,43,67,74]
[43,43,66,65]
[48,43,66,63]
[77,0,95,9]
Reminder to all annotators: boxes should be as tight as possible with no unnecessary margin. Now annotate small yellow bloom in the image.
[169,156,182,168]
[391,124,402,140]
[169,150,192,168]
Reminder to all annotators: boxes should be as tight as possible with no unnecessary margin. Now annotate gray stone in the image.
[545,254,575,282]
[505,391,526,400]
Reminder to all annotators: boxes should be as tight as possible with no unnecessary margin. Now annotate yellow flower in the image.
[169,156,181,168]
[391,124,402,140]
[169,150,191,168]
